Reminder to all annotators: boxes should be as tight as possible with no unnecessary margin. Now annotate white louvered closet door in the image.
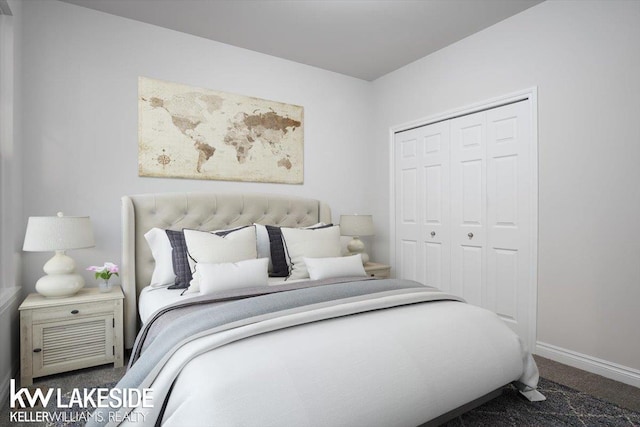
[394,121,450,291]
[395,99,533,344]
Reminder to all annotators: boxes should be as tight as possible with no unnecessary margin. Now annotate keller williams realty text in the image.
[10,410,146,423]
[10,379,153,409]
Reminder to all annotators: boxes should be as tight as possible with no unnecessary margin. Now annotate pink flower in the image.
[104,262,119,273]
[87,262,119,281]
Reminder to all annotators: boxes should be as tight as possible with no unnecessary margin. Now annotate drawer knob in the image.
[70,310,79,314]
[33,348,42,353]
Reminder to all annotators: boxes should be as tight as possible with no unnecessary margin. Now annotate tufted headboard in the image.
[121,192,331,348]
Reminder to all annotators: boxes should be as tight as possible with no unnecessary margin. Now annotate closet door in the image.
[450,111,487,305]
[393,98,534,346]
[450,100,531,340]
[395,128,422,282]
[394,122,450,290]
[485,100,532,341]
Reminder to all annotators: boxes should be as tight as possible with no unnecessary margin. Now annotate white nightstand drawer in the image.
[364,262,391,279]
[32,300,116,323]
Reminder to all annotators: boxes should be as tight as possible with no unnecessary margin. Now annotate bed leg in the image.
[520,389,546,402]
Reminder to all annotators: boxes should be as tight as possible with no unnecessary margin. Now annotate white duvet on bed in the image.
[123,298,538,427]
[138,277,309,324]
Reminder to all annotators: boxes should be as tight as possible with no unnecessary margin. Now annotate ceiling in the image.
[59,0,543,81]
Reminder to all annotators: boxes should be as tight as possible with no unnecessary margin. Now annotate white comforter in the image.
[119,289,538,427]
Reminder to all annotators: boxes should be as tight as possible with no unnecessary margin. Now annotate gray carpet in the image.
[534,355,640,414]
[4,377,640,426]
[445,378,640,426]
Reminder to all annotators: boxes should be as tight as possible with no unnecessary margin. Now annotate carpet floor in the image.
[444,377,640,426]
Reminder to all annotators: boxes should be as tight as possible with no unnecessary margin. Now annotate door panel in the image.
[395,122,450,289]
[400,169,418,223]
[461,160,483,224]
[494,155,518,226]
[400,240,418,281]
[424,165,442,224]
[461,246,483,306]
[424,242,443,288]
[490,248,518,321]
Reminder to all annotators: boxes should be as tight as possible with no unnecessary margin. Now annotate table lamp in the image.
[23,212,95,298]
[340,214,374,264]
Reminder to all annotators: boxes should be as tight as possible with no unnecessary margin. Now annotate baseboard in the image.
[536,341,640,389]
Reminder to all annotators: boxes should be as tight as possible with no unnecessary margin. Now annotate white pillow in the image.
[197,258,269,294]
[184,226,257,265]
[253,223,273,271]
[254,222,327,274]
[184,226,257,292]
[304,254,367,281]
[144,228,176,287]
[281,225,342,280]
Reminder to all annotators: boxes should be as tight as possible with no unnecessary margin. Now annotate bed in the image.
[89,192,542,427]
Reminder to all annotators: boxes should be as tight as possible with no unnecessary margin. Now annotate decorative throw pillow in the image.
[304,254,367,281]
[281,225,342,280]
[254,223,273,272]
[165,226,255,289]
[197,258,269,294]
[184,226,257,293]
[265,223,330,277]
[144,228,176,288]
[165,229,192,289]
[265,225,289,277]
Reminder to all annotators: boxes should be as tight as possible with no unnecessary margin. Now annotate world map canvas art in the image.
[138,77,304,184]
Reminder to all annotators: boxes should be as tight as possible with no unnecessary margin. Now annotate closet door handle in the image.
[468,232,474,239]
[430,231,436,237]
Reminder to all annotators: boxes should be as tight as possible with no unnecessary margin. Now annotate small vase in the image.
[99,279,113,293]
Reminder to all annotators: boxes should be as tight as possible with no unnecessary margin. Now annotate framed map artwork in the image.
[138,77,303,184]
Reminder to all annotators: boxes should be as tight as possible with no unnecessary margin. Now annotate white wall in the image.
[1,0,22,289]
[373,0,640,373]
[20,0,373,293]
[0,0,23,403]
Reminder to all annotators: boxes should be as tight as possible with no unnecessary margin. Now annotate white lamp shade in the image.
[23,213,95,252]
[340,214,374,237]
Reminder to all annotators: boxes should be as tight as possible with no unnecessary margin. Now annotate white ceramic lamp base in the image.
[36,251,85,298]
[347,237,369,264]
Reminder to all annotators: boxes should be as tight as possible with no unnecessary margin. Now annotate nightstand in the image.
[19,285,124,386]
[364,262,391,279]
